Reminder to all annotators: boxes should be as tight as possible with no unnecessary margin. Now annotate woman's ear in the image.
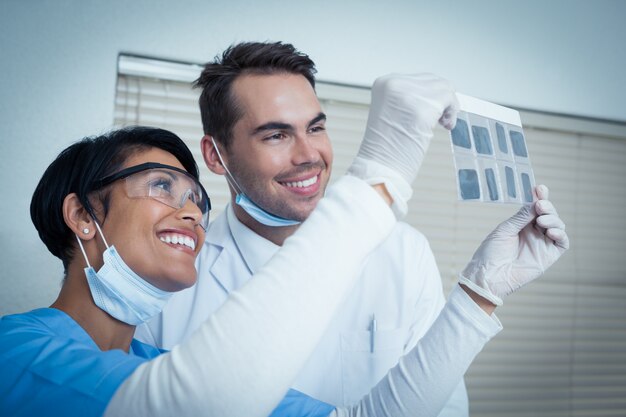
[201,135,227,175]
[63,193,96,240]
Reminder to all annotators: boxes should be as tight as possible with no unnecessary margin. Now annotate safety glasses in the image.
[93,162,211,230]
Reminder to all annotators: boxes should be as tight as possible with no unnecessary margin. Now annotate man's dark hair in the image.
[30,126,199,272]
[194,41,317,148]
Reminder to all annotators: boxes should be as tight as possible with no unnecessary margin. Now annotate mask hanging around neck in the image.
[75,221,173,325]
[210,137,300,227]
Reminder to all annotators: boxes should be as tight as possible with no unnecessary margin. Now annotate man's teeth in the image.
[283,175,318,188]
[160,234,196,250]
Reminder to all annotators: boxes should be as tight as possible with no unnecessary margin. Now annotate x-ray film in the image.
[449,93,536,204]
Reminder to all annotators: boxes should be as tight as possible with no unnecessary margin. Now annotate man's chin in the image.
[289,206,318,222]
[265,205,311,223]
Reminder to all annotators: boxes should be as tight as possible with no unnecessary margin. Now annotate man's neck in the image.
[232,203,300,246]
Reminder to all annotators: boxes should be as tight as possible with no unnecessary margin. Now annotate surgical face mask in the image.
[211,137,300,227]
[75,221,173,325]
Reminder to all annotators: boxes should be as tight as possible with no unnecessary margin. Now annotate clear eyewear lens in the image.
[124,169,210,229]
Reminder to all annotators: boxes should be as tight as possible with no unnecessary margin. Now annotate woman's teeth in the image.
[160,234,196,250]
[283,175,318,188]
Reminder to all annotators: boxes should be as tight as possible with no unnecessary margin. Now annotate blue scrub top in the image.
[0,308,162,417]
[270,389,335,417]
[1,308,334,417]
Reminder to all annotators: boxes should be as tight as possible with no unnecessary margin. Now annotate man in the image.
[136,42,467,415]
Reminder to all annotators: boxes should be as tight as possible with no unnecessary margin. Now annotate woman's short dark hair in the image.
[30,126,199,272]
[194,41,317,149]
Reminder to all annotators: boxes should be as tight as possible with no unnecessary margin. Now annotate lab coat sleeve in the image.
[332,285,502,417]
[105,176,396,417]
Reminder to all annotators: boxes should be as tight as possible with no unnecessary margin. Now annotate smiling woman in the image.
[31,127,207,323]
[81,150,210,293]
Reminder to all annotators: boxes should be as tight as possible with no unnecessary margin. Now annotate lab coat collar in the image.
[200,207,241,293]
[226,203,280,275]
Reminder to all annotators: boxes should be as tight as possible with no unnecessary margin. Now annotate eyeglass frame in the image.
[90,162,211,230]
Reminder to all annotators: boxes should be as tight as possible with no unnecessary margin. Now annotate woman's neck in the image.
[51,263,135,352]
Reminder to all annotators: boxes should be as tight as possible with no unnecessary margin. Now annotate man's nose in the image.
[292,134,319,165]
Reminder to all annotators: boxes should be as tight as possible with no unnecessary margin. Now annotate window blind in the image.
[115,54,626,417]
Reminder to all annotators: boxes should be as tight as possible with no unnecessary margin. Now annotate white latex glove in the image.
[348,73,459,217]
[459,185,570,306]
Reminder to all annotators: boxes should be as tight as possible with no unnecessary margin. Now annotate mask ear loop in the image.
[75,234,92,269]
[75,219,110,268]
[93,220,110,248]
[210,137,244,195]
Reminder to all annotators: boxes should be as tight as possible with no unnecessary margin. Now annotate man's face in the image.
[224,73,333,222]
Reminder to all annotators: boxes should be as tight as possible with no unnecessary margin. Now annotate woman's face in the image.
[94,147,205,292]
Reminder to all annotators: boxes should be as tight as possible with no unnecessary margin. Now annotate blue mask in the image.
[211,137,300,227]
[75,223,173,325]
[235,193,300,227]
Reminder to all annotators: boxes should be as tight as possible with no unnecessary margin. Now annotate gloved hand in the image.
[459,185,570,306]
[347,73,459,217]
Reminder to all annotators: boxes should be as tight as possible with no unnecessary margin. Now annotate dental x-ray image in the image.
[450,94,535,204]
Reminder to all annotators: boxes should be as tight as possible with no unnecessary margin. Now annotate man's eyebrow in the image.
[251,121,294,136]
[251,113,327,136]
[307,112,327,128]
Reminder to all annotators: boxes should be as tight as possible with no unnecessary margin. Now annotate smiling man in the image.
[211,71,332,244]
[135,42,468,416]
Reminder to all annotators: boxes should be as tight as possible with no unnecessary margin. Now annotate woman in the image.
[0,126,568,417]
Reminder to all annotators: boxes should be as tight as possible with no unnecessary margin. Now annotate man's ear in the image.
[63,193,96,240]
[201,135,227,175]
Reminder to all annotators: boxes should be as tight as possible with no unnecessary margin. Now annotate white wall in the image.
[1,0,625,314]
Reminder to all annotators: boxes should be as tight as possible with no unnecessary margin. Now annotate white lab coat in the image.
[136,204,468,415]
